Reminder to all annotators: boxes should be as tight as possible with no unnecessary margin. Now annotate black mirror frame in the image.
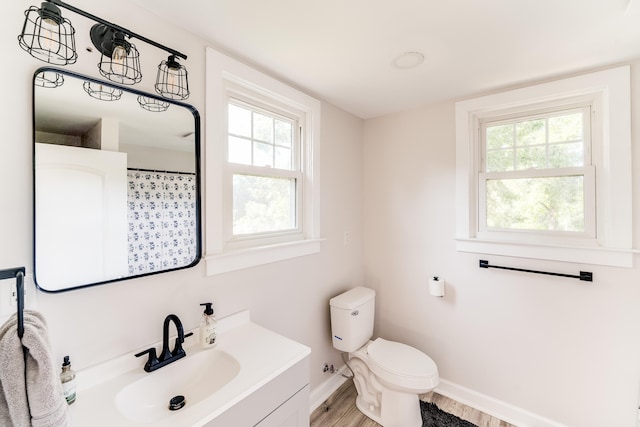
[32,66,202,293]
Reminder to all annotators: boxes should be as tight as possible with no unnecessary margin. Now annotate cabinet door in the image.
[255,385,309,427]
[203,357,309,427]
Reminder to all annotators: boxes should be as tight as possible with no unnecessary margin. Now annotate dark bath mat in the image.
[421,401,478,427]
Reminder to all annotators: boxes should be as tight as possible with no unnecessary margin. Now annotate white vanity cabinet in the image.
[204,356,310,427]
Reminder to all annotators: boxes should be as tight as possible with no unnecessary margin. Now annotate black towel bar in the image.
[0,267,26,338]
[479,260,593,282]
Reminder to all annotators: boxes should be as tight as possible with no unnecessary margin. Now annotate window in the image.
[226,98,301,244]
[456,66,633,267]
[205,47,321,275]
[478,105,595,241]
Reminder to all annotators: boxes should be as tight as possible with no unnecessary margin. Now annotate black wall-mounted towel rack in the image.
[479,260,593,282]
[0,267,26,338]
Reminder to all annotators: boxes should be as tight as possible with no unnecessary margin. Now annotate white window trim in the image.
[205,47,322,276]
[455,66,635,267]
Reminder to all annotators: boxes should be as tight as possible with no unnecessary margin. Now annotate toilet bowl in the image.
[329,287,439,427]
[365,337,439,392]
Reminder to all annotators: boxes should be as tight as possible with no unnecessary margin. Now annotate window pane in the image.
[485,110,587,172]
[515,119,545,146]
[486,175,584,232]
[549,142,583,168]
[549,113,582,143]
[254,141,273,167]
[486,149,514,172]
[275,147,292,170]
[486,124,513,150]
[516,145,546,170]
[233,174,296,234]
[228,104,251,137]
[253,112,273,143]
[228,136,251,165]
[275,120,292,148]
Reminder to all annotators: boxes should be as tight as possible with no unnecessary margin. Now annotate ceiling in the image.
[130,0,640,119]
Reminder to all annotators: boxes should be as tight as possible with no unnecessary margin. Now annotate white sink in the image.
[115,348,240,423]
[71,310,311,427]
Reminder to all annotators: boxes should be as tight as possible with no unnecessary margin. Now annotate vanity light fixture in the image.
[35,70,65,88]
[18,2,78,65]
[19,0,189,98]
[82,81,123,101]
[137,95,170,112]
[155,55,190,100]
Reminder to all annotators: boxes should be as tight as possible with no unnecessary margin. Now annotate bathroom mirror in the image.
[33,67,201,292]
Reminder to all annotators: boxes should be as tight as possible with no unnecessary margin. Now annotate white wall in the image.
[363,66,640,427]
[2,0,363,394]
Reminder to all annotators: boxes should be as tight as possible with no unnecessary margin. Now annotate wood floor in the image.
[310,379,517,427]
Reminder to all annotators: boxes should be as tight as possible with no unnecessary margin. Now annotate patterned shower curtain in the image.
[127,169,197,275]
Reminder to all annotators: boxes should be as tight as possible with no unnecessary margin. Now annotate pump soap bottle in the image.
[60,355,76,405]
[199,302,217,349]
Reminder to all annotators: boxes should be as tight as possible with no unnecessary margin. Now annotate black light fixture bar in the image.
[45,0,187,60]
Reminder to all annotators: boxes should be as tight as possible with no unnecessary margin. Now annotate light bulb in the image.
[111,44,127,76]
[167,69,178,95]
[40,17,60,52]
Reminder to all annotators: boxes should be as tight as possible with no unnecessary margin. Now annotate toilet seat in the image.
[367,338,439,391]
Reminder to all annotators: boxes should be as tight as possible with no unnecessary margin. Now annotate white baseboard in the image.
[309,372,565,427]
[309,365,349,414]
[434,379,567,427]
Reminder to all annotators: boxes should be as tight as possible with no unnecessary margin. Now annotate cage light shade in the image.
[137,96,170,112]
[18,2,77,65]
[155,55,190,100]
[97,42,142,85]
[35,70,64,88]
[82,81,122,101]
[90,24,142,85]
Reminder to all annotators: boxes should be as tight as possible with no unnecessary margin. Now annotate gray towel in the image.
[0,314,26,426]
[0,310,70,427]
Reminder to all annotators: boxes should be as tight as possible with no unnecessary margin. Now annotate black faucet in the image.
[135,314,193,373]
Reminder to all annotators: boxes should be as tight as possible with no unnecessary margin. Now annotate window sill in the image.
[205,238,323,276]
[455,238,637,268]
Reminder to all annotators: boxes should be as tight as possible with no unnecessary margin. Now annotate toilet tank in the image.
[329,287,375,352]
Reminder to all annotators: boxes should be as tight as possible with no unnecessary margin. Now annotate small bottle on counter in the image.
[60,355,76,405]
[199,302,217,349]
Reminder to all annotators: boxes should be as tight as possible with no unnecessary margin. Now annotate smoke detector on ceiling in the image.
[393,51,425,69]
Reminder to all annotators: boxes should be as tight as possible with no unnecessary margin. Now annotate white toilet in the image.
[330,287,439,427]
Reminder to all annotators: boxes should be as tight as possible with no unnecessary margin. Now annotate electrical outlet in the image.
[9,281,24,308]
[1,273,32,317]
[322,362,337,374]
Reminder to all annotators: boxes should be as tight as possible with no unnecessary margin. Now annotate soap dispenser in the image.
[199,302,217,349]
[60,356,76,405]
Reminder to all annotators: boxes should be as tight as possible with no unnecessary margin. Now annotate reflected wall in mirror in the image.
[33,67,201,292]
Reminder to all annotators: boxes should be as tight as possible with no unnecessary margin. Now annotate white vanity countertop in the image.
[69,310,311,427]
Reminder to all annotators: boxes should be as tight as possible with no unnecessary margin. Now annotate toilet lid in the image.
[368,338,437,379]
